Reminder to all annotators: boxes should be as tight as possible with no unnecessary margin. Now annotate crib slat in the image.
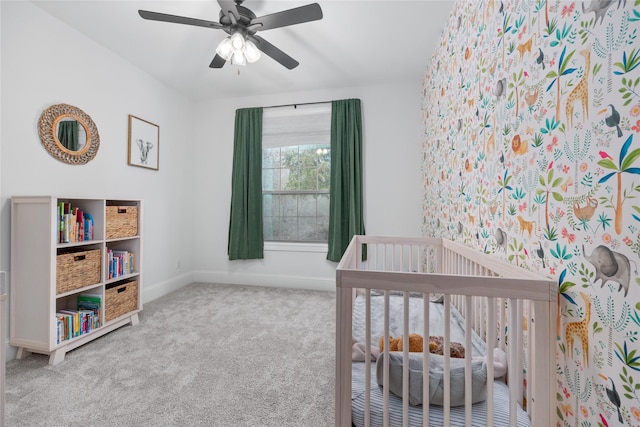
[365,289,371,427]
[423,294,430,427]
[464,295,472,427]
[479,267,487,340]
[383,290,390,427]
[509,298,518,426]
[526,301,532,419]
[487,297,496,426]
[335,286,353,427]
[499,298,506,352]
[516,299,524,408]
[530,299,556,427]
[402,291,409,427]
[443,294,451,425]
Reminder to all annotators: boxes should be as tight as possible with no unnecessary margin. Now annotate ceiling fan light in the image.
[231,50,247,66]
[230,32,245,50]
[216,37,233,61]
[244,39,261,63]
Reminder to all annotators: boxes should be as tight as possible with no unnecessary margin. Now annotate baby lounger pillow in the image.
[376,352,487,407]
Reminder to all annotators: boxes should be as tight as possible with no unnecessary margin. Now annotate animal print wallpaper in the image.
[422,1,640,425]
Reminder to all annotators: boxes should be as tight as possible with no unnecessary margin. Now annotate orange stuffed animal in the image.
[378,334,465,358]
[378,333,424,352]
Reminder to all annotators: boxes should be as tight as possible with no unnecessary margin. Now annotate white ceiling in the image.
[33,0,454,102]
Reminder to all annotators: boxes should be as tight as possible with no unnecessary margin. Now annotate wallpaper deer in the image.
[422,1,640,425]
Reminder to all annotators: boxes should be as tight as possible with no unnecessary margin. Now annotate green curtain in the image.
[58,120,79,151]
[327,99,366,262]
[228,107,264,260]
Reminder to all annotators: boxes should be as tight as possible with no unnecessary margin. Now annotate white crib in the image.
[335,236,557,427]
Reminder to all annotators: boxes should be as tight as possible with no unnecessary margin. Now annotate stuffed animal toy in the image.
[378,334,465,358]
[378,333,423,352]
[428,335,465,358]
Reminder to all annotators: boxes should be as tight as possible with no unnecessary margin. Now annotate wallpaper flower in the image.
[422,1,640,425]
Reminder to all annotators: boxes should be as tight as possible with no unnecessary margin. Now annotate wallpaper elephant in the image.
[583,244,635,297]
[421,1,640,425]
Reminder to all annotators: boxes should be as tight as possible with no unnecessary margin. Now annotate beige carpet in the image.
[5,283,336,426]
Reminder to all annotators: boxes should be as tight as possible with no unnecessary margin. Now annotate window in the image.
[262,104,331,242]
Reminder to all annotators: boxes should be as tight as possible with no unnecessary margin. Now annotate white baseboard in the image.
[193,270,336,292]
[142,272,195,304]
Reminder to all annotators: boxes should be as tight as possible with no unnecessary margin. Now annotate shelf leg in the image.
[129,313,139,326]
[49,349,65,365]
[15,348,31,360]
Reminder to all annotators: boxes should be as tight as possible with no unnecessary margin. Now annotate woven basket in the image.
[56,249,101,294]
[106,205,138,239]
[105,280,138,322]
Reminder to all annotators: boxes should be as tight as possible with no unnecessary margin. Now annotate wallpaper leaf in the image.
[613,48,640,74]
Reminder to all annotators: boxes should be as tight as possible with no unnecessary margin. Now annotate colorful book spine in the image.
[84,213,93,241]
[56,314,66,344]
[56,308,100,341]
[58,202,64,243]
[77,209,84,242]
[108,250,134,278]
[78,293,102,327]
[57,203,93,243]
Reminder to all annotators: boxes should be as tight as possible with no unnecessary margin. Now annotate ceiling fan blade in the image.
[138,10,224,30]
[249,35,299,70]
[251,3,323,31]
[209,54,227,69]
[217,0,240,23]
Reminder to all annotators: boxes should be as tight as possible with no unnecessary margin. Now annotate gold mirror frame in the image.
[39,103,100,165]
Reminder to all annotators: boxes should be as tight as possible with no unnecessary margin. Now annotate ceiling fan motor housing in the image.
[219,5,255,31]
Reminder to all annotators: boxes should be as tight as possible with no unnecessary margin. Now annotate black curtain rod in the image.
[263,100,331,109]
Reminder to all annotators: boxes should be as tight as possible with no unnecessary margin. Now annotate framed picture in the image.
[128,115,159,170]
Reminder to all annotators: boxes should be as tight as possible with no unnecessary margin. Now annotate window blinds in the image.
[262,103,331,149]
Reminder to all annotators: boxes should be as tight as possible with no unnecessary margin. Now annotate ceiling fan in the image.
[138,0,323,70]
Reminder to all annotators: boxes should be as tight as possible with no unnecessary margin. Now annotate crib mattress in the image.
[351,361,532,427]
[350,293,531,427]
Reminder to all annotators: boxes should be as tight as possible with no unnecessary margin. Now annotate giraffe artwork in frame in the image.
[128,114,159,170]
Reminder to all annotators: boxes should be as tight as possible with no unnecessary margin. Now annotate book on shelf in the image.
[57,292,102,343]
[70,209,77,243]
[56,307,100,343]
[76,209,84,242]
[57,202,94,244]
[78,292,101,327]
[58,202,63,242]
[57,309,81,337]
[62,214,70,243]
[107,249,134,279]
[56,314,67,344]
[83,213,93,241]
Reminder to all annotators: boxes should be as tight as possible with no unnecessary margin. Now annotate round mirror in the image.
[55,118,88,152]
[39,103,100,164]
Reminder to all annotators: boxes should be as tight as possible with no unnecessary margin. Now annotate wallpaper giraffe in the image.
[422,1,640,425]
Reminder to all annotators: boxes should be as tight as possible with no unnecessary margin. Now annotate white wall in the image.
[191,82,423,290]
[0,1,197,359]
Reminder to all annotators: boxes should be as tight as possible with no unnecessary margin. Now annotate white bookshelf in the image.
[10,196,143,365]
